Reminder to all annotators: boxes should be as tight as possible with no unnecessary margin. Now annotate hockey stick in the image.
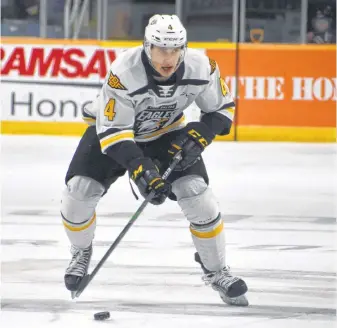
[72,150,184,299]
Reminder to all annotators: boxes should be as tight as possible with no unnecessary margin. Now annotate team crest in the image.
[135,104,178,136]
[168,24,173,30]
[107,72,127,90]
[209,58,217,75]
[250,28,264,43]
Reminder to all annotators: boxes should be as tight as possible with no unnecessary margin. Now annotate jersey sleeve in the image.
[95,70,144,168]
[195,59,235,135]
[82,99,97,126]
[96,79,135,154]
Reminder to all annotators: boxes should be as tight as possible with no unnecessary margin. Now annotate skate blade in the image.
[70,274,91,299]
[211,284,249,306]
[220,293,249,307]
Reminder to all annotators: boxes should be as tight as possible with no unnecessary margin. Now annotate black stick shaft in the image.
[73,152,183,298]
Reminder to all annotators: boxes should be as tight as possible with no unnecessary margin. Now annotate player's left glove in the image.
[168,122,215,171]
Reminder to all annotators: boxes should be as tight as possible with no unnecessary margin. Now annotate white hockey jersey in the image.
[83,46,235,155]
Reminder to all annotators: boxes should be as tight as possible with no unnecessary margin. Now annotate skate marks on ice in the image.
[2,210,335,324]
[3,210,336,224]
[1,298,335,321]
[2,259,336,322]
[1,239,335,252]
[2,210,336,236]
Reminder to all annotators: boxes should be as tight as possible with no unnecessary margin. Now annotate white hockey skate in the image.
[64,244,92,292]
[195,252,249,306]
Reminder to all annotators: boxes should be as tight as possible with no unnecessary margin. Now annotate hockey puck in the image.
[94,311,110,321]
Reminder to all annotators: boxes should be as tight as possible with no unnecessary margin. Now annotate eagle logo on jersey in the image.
[135,104,178,136]
[107,72,127,90]
[209,58,217,75]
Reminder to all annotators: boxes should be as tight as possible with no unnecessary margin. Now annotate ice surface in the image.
[1,135,336,327]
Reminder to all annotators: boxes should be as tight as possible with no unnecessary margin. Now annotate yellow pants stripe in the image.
[190,221,224,239]
[63,213,96,232]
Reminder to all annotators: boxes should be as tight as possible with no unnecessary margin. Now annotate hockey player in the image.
[61,14,248,306]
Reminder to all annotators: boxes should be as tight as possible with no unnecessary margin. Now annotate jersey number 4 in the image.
[220,78,228,97]
[104,99,116,121]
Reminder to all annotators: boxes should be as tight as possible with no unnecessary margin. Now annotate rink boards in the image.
[0,38,336,142]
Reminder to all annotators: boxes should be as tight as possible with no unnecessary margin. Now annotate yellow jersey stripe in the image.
[141,115,185,140]
[190,221,224,239]
[63,213,96,232]
[100,132,134,150]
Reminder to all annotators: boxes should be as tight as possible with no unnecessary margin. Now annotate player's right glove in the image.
[128,157,171,205]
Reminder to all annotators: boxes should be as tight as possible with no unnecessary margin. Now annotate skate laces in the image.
[66,245,92,277]
[202,266,239,289]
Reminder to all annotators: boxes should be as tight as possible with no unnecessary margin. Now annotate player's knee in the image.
[61,176,104,225]
[172,175,219,225]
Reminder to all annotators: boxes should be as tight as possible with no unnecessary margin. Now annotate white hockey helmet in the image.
[144,15,187,70]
